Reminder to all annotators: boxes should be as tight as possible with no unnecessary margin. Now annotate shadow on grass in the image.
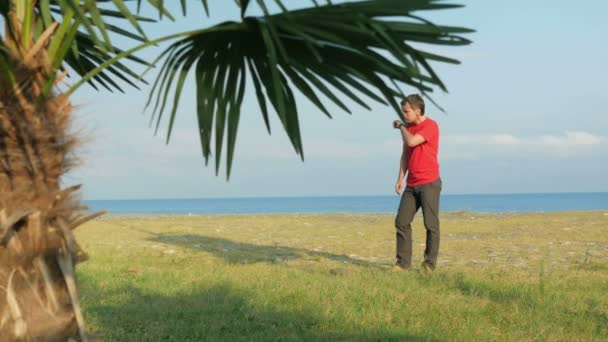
[80,276,435,341]
[144,231,384,269]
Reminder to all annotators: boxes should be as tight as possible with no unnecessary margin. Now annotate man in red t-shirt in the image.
[391,94,442,273]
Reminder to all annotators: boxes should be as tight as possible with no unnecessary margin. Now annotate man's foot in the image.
[391,264,410,272]
[420,261,435,274]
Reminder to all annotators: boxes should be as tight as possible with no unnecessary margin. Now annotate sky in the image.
[66,0,608,200]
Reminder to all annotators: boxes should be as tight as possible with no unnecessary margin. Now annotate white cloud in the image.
[72,129,608,183]
[440,131,607,160]
[274,131,608,163]
[73,127,203,179]
[491,134,521,145]
[230,130,608,162]
[550,131,602,145]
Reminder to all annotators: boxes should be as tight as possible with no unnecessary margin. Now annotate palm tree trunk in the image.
[0,3,101,341]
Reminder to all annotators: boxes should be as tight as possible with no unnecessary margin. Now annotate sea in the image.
[84,192,608,215]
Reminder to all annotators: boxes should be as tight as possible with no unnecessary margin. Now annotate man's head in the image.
[400,94,425,124]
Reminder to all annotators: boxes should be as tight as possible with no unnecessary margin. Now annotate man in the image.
[392,94,442,273]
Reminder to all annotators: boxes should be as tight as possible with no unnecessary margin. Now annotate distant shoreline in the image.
[84,193,608,215]
[92,210,608,221]
[85,191,608,202]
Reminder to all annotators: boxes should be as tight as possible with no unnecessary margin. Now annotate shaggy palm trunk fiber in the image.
[1,11,103,342]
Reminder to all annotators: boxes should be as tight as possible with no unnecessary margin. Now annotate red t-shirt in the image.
[406,117,440,186]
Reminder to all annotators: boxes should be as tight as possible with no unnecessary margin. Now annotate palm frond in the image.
[61,30,149,92]
[0,41,16,87]
[0,0,8,17]
[25,0,173,93]
[148,0,473,178]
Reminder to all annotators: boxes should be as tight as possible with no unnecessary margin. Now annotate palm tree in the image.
[0,0,471,340]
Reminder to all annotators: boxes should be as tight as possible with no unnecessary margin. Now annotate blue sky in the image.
[66,0,608,200]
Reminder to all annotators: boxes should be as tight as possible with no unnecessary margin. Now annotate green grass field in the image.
[76,211,608,341]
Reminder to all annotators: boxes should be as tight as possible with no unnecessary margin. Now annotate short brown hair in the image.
[400,94,425,115]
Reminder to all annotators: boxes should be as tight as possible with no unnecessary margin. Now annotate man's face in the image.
[402,102,421,124]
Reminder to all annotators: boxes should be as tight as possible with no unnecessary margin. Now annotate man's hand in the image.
[395,178,404,195]
[393,120,404,129]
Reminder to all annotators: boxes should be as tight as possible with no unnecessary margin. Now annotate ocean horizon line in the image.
[85,191,608,202]
[82,192,608,215]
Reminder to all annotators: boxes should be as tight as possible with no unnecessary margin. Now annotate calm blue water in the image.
[84,193,608,215]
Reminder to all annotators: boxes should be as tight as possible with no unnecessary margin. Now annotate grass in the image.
[76,211,608,341]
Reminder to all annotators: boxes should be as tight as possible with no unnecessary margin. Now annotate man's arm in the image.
[398,125,426,148]
[398,145,408,180]
[395,145,408,194]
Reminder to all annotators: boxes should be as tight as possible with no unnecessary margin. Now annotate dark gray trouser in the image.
[395,177,442,269]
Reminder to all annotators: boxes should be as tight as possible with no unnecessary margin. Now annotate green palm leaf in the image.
[63,30,149,92]
[31,0,173,92]
[16,0,471,179]
[148,0,473,178]
[0,41,16,87]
